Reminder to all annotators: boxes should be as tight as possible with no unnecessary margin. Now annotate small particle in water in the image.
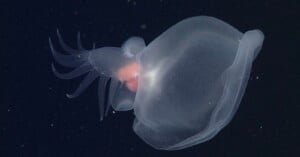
[140,24,147,30]
[112,110,116,114]
[7,109,10,112]
[20,144,25,148]
[255,76,259,80]
[133,1,137,5]
[259,125,263,129]
[50,123,54,128]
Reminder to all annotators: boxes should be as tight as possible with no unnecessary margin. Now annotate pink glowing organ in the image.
[50,16,264,150]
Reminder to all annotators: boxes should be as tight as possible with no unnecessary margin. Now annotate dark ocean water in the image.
[1,0,299,156]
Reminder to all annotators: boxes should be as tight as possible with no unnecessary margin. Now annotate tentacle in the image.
[52,62,92,80]
[77,32,86,51]
[98,77,109,121]
[108,78,120,105]
[56,29,83,54]
[66,70,99,98]
[49,38,87,67]
[103,79,113,119]
[104,99,111,118]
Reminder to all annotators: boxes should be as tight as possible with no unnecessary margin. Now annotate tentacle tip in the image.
[51,63,58,75]
[100,117,104,122]
[56,29,63,39]
[66,93,75,99]
[48,38,53,46]
[51,63,62,78]
[48,39,56,56]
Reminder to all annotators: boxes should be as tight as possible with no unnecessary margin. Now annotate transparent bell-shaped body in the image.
[132,16,264,150]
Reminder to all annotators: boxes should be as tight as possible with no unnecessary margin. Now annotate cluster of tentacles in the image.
[49,30,111,121]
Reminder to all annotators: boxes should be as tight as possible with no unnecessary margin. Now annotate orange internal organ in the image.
[116,62,140,92]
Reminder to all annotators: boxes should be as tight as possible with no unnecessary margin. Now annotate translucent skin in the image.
[50,16,264,150]
[116,62,140,92]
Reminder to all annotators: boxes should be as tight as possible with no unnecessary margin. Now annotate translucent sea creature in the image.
[50,16,264,150]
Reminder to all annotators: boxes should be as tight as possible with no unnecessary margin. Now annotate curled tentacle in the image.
[66,70,99,99]
[52,62,92,80]
[56,29,84,54]
[49,38,87,67]
[50,30,117,120]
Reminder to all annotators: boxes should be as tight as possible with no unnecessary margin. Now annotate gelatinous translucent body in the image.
[50,16,264,150]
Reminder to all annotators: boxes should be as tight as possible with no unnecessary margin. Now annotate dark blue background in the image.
[1,0,299,156]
